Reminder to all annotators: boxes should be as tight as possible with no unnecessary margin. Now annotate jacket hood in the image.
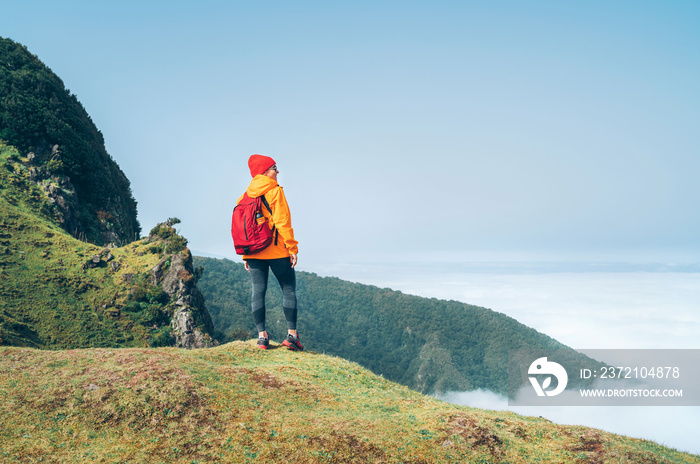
[246,175,278,198]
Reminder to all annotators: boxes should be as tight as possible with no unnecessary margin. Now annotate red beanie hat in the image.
[248,154,276,177]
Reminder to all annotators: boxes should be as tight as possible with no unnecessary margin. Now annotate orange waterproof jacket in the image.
[237,175,299,260]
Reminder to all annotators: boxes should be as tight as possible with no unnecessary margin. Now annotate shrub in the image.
[149,326,173,347]
[165,235,187,254]
[45,158,63,174]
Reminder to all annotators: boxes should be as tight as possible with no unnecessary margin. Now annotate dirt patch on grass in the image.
[219,367,287,389]
[622,450,668,464]
[568,430,606,464]
[220,366,326,402]
[566,430,669,464]
[443,414,503,457]
[251,371,286,389]
[307,430,387,463]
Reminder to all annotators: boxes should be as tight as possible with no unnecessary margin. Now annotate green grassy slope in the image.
[0,141,205,348]
[1,343,696,464]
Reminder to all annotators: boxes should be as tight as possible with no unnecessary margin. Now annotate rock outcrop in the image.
[148,223,217,349]
[24,146,81,239]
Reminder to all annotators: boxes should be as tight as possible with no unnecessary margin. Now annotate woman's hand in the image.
[290,254,298,268]
[244,260,250,272]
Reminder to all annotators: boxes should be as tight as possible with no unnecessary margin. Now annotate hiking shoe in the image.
[282,333,304,351]
[257,337,269,349]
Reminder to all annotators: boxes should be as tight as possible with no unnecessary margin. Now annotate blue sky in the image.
[2,0,700,268]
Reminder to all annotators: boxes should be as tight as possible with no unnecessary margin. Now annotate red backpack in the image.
[231,193,276,255]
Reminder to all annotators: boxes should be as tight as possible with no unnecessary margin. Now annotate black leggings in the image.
[247,257,297,333]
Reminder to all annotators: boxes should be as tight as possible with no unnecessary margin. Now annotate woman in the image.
[239,154,302,351]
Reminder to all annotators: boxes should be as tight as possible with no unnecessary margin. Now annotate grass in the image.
[0,195,165,347]
[1,342,698,464]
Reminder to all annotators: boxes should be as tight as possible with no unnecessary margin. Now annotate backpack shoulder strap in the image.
[260,193,277,244]
[260,194,272,215]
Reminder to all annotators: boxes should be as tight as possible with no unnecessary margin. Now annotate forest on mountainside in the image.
[0,37,139,245]
[194,256,596,396]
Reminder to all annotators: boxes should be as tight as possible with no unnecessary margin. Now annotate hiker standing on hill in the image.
[234,154,302,351]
